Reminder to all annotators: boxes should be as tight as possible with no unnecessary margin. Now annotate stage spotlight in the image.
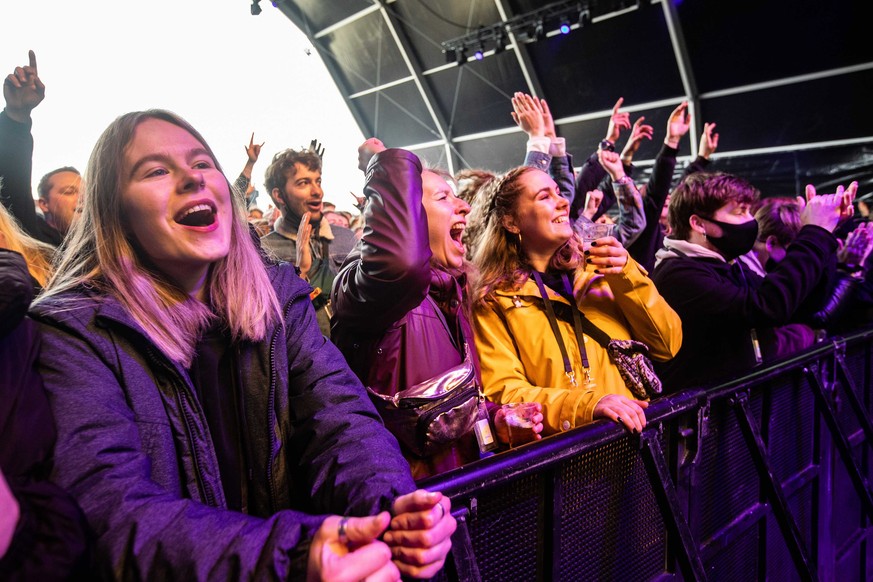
[445,49,457,63]
[579,8,591,27]
[474,42,485,60]
[535,20,545,41]
[251,0,262,15]
[456,47,467,66]
[494,29,507,54]
[559,18,571,34]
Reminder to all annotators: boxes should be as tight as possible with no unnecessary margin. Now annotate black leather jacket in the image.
[331,149,483,479]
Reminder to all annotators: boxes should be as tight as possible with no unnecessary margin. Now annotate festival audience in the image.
[35,166,81,246]
[470,163,682,434]
[0,50,81,248]
[569,97,648,246]
[0,201,89,580]
[261,146,357,337]
[624,106,719,272]
[4,41,873,578]
[29,109,455,579]
[651,173,855,391]
[332,140,543,480]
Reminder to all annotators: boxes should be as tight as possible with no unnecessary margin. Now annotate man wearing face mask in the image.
[650,172,855,392]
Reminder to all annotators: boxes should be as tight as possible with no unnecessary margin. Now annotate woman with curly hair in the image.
[471,156,682,435]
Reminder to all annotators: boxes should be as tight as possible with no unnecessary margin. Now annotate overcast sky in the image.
[1,1,366,213]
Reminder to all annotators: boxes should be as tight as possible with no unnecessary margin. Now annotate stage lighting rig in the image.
[441,0,592,65]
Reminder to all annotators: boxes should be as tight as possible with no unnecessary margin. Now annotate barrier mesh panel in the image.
[466,472,545,581]
[768,372,815,486]
[556,436,666,581]
[698,399,760,542]
[704,527,758,581]
[835,539,863,582]
[764,482,814,582]
[832,450,864,550]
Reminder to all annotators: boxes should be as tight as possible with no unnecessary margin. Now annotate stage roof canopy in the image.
[271,0,872,194]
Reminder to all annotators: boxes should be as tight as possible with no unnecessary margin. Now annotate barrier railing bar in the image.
[782,465,820,498]
[446,508,482,582]
[699,501,769,561]
[639,431,708,581]
[804,366,873,519]
[422,389,704,497]
[834,352,873,443]
[731,392,818,582]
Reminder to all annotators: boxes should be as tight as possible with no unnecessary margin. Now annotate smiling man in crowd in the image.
[261,147,357,336]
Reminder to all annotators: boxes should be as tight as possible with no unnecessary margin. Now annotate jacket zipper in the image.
[266,296,297,514]
[144,346,216,507]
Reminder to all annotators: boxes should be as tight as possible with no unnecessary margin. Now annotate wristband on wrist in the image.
[599,139,615,152]
[612,175,634,186]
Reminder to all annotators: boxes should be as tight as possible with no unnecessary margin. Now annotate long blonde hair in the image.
[0,195,54,287]
[36,110,281,365]
[472,166,584,303]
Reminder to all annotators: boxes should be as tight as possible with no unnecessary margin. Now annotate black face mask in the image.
[704,217,759,261]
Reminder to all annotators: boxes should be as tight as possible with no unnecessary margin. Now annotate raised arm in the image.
[597,149,646,247]
[331,146,432,331]
[0,51,45,240]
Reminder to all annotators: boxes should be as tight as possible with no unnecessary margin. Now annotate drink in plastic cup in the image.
[578,220,615,243]
[502,402,539,447]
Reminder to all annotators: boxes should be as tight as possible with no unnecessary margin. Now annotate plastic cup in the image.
[578,221,615,243]
[502,402,539,447]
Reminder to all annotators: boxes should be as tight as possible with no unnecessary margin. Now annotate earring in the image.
[518,232,523,245]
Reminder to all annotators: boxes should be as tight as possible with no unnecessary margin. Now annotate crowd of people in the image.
[2,49,872,580]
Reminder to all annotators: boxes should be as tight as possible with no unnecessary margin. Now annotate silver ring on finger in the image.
[338,516,349,546]
[436,503,445,521]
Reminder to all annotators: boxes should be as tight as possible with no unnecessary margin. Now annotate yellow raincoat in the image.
[473,259,682,434]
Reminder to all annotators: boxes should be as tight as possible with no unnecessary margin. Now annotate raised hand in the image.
[665,101,691,148]
[620,116,654,165]
[3,50,46,123]
[307,513,399,582]
[385,490,456,579]
[597,149,627,181]
[510,92,545,139]
[309,138,325,159]
[838,221,873,269]
[296,212,313,279]
[540,97,556,140]
[697,122,719,159]
[801,183,855,233]
[582,189,604,221]
[244,133,264,164]
[357,137,386,173]
[604,97,631,144]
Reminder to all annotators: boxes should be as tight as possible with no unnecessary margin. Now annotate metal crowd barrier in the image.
[421,328,873,581]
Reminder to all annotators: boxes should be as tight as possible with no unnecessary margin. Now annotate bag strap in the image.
[425,294,466,358]
[558,273,612,349]
[532,271,591,387]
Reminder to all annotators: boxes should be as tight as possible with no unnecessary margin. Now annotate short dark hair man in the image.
[36,166,81,246]
[262,148,357,336]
